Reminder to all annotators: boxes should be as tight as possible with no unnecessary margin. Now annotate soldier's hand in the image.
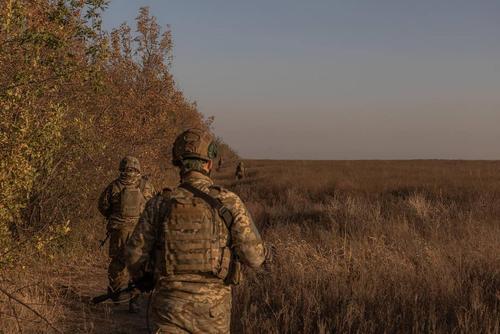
[133,272,155,293]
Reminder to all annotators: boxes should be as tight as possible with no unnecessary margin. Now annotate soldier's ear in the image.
[206,160,213,171]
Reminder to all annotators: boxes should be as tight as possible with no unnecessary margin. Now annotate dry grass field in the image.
[224,160,500,334]
[1,160,499,333]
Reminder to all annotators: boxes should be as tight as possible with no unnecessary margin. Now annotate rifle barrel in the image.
[91,285,134,304]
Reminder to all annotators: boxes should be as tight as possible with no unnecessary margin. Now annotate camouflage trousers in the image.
[108,227,134,292]
[151,284,232,334]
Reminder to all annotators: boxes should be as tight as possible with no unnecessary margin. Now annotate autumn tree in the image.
[94,6,206,182]
[0,0,107,255]
[0,2,214,259]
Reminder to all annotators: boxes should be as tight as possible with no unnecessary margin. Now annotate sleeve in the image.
[224,192,265,269]
[125,195,162,280]
[97,183,113,217]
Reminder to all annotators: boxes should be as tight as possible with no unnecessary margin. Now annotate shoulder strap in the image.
[179,183,234,230]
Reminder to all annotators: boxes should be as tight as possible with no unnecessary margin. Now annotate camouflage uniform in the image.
[125,129,265,333]
[98,156,155,298]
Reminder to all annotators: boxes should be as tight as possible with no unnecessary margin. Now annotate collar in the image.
[181,171,213,186]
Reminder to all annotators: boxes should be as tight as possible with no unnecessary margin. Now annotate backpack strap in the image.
[179,183,234,230]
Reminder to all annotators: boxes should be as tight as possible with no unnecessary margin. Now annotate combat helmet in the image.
[119,156,141,173]
[172,128,217,166]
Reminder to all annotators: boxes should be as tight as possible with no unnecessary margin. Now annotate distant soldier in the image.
[125,129,266,333]
[98,156,155,313]
[235,161,245,180]
[217,156,224,171]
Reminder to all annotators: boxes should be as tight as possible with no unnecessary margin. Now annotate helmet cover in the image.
[119,156,141,173]
[172,129,217,165]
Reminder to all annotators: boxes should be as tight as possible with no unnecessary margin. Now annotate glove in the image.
[132,271,155,293]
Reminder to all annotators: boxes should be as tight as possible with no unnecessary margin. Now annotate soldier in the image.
[235,161,245,180]
[98,156,155,313]
[125,128,266,333]
[217,156,224,171]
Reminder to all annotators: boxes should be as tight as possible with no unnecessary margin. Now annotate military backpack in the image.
[119,178,147,219]
[161,184,239,282]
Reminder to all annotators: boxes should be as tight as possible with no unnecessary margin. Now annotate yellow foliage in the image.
[0,1,209,258]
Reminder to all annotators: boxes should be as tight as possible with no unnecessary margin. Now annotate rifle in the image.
[91,272,155,304]
[99,232,110,249]
[91,284,136,304]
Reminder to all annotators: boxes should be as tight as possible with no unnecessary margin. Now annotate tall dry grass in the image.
[222,160,500,334]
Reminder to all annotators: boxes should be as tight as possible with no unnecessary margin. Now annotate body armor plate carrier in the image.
[119,178,147,219]
[163,185,232,278]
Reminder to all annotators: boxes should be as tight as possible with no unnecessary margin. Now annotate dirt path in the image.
[56,260,152,334]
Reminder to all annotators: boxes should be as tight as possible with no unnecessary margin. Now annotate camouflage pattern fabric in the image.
[98,173,155,292]
[125,171,265,333]
[151,283,231,333]
[162,183,229,277]
[119,156,141,173]
[172,129,217,164]
[107,227,134,291]
[98,176,155,229]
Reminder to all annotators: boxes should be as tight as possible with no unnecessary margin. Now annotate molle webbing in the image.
[178,184,238,284]
[118,179,147,219]
[179,183,234,230]
[161,184,235,277]
[164,200,215,274]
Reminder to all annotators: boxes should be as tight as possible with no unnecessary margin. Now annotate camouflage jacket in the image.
[98,176,155,230]
[125,171,265,292]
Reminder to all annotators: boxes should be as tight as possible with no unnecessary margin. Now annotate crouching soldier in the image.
[98,156,155,313]
[125,129,266,333]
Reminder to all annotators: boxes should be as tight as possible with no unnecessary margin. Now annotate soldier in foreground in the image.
[235,161,245,180]
[98,156,155,313]
[125,128,266,333]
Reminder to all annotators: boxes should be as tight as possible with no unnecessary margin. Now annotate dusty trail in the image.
[59,263,152,334]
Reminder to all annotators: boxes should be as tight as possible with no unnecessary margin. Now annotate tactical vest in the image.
[162,186,231,278]
[119,179,146,219]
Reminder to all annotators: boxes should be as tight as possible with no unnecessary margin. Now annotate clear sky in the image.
[102,0,500,159]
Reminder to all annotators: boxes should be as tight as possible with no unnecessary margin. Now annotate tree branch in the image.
[0,286,62,334]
